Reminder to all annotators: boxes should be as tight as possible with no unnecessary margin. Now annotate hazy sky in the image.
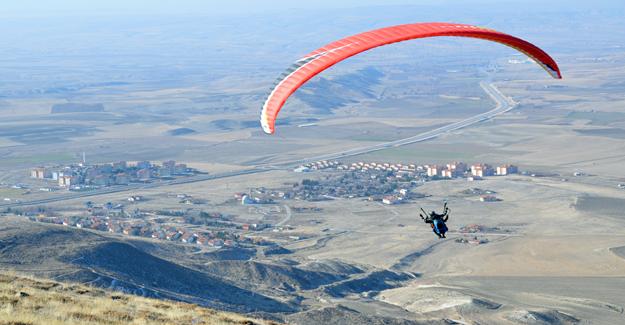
[3,0,622,17]
[1,0,422,17]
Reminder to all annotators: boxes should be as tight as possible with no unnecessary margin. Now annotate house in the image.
[123,225,142,236]
[382,195,402,205]
[208,239,224,247]
[181,232,197,244]
[196,236,209,246]
[152,231,166,240]
[76,220,91,229]
[90,221,106,231]
[108,224,122,233]
[166,232,182,241]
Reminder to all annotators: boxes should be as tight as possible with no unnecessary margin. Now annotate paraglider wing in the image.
[260,22,562,134]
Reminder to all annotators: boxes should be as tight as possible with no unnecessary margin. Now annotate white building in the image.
[496,164,518,176]
[58,175,73,187]
[427,165,440,177]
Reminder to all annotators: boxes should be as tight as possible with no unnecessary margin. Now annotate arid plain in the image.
[1,4,624,324]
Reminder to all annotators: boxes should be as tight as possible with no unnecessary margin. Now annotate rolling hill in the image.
[0,271,278,325]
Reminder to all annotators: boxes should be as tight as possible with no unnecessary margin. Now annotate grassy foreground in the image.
[0,272,279,325]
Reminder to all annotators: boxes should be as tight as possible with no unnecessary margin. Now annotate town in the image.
[16,159,519,251]
[259,160,518,205]
[295,160,518,179]
[12,200,272,250]
[30,159,201,190]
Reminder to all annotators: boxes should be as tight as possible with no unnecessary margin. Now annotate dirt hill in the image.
[0,217,294,314]
[0,272,279,325]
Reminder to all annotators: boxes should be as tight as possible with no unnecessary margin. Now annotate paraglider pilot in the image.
[420,202,450,239]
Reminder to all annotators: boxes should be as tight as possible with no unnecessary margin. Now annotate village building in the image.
[471,164,495,177]
[382,195,402,205]
[441,169,453,178]
[58,175,74,187]
[136,161,151,169]
[426,165,440,177]
[114,173,130,185]
[30,167,48,179]
[496,164,519,176]
[112,161,127,171]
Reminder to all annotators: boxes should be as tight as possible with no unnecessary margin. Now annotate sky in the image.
[1,0,421,17]
[2,0,622,18]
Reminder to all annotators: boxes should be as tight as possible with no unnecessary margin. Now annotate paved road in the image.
[275,82,516,167]
[1,82,515,208]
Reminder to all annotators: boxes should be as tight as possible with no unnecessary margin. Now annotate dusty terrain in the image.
[0,272,278,325]
[0,3,624,325]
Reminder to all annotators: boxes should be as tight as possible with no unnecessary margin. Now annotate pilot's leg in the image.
[433,227,442,238]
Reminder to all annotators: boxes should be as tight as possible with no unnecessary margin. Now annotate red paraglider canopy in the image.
[260,22,561,134]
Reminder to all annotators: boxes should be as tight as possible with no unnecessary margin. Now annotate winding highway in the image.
[0,82,516,208]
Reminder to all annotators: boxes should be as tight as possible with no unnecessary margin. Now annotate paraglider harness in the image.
[420,202,450,239]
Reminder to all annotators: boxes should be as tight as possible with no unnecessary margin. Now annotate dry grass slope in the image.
[0,272,279,325]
